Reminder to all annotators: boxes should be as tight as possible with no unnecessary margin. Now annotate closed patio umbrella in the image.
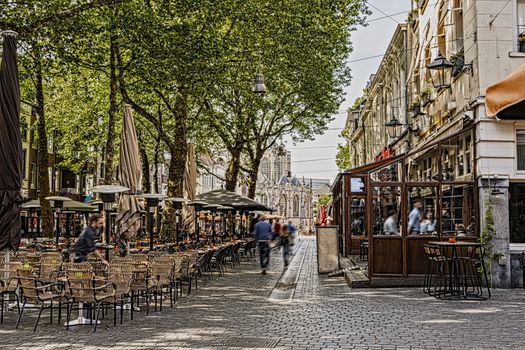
[0,31,22,252]
[116,105,143,241]
[182,142,196,234]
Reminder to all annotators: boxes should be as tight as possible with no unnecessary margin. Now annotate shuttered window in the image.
[517,131,525,171]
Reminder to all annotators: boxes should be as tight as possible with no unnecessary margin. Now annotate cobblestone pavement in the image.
[2,236,525,349]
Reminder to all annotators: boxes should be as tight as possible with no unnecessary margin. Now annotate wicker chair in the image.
[129,261,155,318]
[16,267,68,332]
[38,256,62,283]
[65,264,115,332]
[107,263,134,325]
[0,262,22,323]
[150,257,175,311]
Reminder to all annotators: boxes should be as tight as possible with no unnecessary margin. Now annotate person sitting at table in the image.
[421,212,437,235]
[72,214,108,265]
[383,210,399,235]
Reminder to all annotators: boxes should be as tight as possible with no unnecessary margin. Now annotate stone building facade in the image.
[345,0,525,287]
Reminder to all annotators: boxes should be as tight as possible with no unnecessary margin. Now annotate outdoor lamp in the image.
[45,196,72,246]
[386,117,403,139]
[140,193,165,251]
[166,198,186,245]
[427,52,454,90]
[89,185,129,259]
[253,73,267,94]
[187,200,208,242]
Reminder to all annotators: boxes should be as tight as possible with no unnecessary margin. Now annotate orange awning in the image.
[486,63,525,119]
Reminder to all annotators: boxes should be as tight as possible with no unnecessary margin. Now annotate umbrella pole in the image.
[55,211,60,247]
[149,210,154,251]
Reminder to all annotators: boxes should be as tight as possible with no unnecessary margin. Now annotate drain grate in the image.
[225,336,280,348]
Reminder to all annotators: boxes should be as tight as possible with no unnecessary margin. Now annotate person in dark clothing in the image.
[73,214,108,264]
[254,218,272,275]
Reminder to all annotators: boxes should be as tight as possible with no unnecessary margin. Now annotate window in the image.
[279,195,287,217]
[510,183,525,243]
[517,0,525,51]
[453,0,464,51]
[437,1,447,56]
[293,195,300,218]
[517,130,525,171]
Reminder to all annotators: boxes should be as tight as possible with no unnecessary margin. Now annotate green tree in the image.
[336,129,350,171]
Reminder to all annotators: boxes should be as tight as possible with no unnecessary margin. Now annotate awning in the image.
[343,153,406,175]
[486,63,525,119]
[196,189,273,212]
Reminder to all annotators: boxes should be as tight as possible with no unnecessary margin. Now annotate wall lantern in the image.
[386,117,403,139]
[427,52,454,89]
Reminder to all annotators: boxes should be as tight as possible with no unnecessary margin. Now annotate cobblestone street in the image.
[2,237,525,350]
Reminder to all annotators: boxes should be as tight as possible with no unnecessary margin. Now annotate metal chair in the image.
[0,262,22,323]
[16,267,68,332]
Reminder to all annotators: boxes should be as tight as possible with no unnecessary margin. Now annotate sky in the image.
[286,0,411,183]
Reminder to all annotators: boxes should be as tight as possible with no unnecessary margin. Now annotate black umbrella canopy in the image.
[0,31,22,251]
[196,189,273,212]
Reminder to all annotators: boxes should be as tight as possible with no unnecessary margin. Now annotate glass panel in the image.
[518,0,525,26]
[372,186,402,236]
[441,130,474,180]
[407,146,439,182]
[441,184,476,237]
[350,177,365,193]
[370,161,402,182]
[407,186,437,236]
[517,131,525,171]
[350,197,365,237]
[510,183,525,243]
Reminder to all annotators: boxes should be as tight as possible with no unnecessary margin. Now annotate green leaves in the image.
[10,0,368,196]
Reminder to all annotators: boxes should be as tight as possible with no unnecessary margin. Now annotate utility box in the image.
[316,225,340,274]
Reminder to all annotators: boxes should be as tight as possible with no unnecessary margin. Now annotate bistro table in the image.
[428,241,491,299]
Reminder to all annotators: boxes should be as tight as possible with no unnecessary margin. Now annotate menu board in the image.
[316,226,339,273]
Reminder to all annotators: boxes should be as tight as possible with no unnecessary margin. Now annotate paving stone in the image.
[1,236,524,349]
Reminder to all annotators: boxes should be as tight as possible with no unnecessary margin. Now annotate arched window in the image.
[279,195,287,217]
[293,195,300,218]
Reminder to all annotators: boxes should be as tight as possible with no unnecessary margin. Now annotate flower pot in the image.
[412,105,423,117]
[421,94,431,107]
[452,57,464,77]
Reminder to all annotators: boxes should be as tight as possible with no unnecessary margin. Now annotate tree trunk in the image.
[35,59,53,238]
[153,136,160,193]
[247,156,262,199]
[138,138,151,193]
[161,91,187,241]
[104,27,118,185]
[225,148,242,192]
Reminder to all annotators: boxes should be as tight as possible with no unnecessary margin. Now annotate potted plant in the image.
[518,33,525,53]
[420,85,433,107]
[450,49,465,77]
[409,96,423,116]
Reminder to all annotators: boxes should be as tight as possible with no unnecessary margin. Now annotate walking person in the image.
[280,224,291,267]
[72,213,109,264]
[408,200,423,235]
[272,219,282,241]
[254,217,272,275]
